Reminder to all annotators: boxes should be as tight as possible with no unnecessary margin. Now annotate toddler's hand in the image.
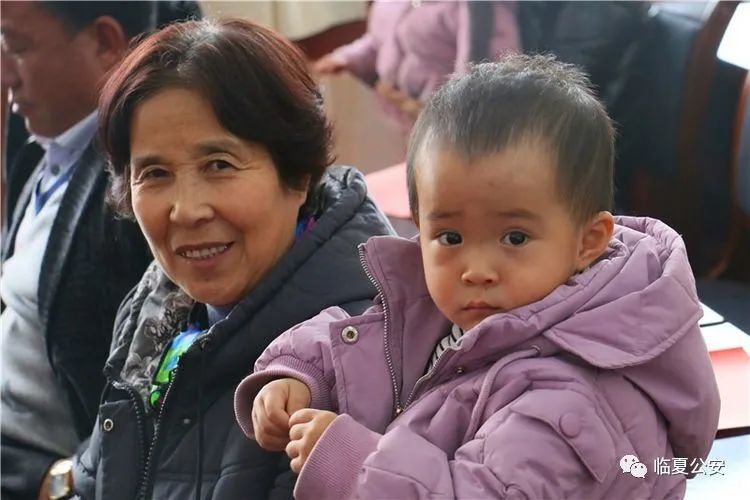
[285,409,338,473]
[375,80,402,102]
[375,80,423,120]
[252,378,311,452]
[399,95,423,120]
[312,53,348,74]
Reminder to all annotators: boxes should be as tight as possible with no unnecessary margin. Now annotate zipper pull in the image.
[394,405,403,416]
[199,336,213,351]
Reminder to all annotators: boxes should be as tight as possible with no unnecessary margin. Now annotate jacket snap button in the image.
[341,326,359,343]
[559,412,581,438]
[455,366,465,375]
[102,418,114,432]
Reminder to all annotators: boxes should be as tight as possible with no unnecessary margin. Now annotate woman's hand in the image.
[285,409,338,473]
[252,378,311,452]
[312,53,348,75]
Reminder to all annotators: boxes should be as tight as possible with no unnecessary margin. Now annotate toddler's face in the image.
[416,144,584,331]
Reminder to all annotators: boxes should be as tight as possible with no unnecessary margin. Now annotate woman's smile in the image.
[175,241,234,260]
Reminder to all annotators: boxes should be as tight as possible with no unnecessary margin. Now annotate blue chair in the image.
[614,1,744,276]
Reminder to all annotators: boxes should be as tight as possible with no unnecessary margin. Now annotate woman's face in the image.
[129,88,308,306]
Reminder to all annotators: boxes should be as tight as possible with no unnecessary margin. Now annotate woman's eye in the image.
[437,232,462,246]
[208,160,234,171]
[502,231,529,246]
[138,168,168,181]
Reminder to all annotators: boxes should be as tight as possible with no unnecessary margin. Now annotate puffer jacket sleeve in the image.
[295,389,616,500]
[233,306,351,439]
[332,34,378,85]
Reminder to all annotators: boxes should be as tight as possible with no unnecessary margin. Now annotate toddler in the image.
[236,54,720,499]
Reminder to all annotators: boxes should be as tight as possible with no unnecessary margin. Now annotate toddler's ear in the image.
[576,212,615,271]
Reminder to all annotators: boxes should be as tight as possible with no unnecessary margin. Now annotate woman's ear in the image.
[294,175,312,207]
[576,211,615,271]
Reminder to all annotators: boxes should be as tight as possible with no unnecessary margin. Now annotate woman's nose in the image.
[168,178,214,226]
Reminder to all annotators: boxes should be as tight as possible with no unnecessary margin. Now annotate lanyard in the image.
[34,164,75,214]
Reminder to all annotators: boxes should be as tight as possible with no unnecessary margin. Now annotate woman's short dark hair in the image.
[99,18,333,218]
[407,54,614,225]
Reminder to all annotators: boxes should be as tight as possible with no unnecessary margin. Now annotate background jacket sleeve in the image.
[332,34,378,86]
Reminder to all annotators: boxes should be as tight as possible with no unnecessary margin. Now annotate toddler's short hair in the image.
[407,54,614,224]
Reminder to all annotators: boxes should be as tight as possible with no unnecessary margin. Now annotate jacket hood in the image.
[361,215,719,462]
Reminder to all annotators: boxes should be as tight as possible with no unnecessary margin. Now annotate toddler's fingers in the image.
[288,422,307,441]
[289,456,304,474]
[262,390,291,430]
[255,417,290,441]
[286,440,305,474]
[253,405,291,448]
[256,432,290,452]
[285,439,300,460]
[288,408,320,427]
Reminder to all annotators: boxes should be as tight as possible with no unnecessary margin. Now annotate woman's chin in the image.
[179,282,242,307]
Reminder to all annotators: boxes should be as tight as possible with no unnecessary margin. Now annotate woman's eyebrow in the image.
[131,154,166,171]
[193,138,243,156]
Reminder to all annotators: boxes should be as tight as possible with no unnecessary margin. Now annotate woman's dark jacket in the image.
[72,166,394,499]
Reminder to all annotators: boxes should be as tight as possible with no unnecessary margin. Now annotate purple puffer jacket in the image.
[335,0,520,130]
[235,217,720,499]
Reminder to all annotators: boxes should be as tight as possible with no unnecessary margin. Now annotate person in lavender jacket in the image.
[235,55,721,499]
[314,0,520,130]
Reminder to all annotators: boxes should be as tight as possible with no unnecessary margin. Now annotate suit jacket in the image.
[1,139,152,500]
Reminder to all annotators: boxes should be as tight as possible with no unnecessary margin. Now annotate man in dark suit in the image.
[0,3,156,499]
[2,1,204,223]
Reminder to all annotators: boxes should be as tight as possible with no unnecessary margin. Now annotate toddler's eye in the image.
[437,231,462,246]
[502,231,528,246]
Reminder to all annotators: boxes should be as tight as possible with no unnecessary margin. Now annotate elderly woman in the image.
[69,18,393,500]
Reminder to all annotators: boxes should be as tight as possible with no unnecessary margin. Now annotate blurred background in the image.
[211,1,750,328]
[202,1,750,285]
[1,3,749,496]
[3,1,748,284]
